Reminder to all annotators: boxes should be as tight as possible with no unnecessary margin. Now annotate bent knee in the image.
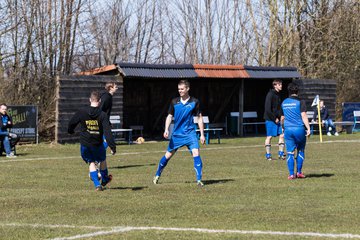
[191,149,200,157]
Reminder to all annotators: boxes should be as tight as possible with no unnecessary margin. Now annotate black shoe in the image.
[101,174,113,187]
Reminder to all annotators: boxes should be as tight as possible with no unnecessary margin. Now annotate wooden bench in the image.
[194,116,223,144]
[307,111,318,135]
[229,112,265,135]
[334,121,353,134]
[308,111,353,134]
[109,115,133,144]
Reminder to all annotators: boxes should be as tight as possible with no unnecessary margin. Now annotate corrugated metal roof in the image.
[243,65,302,79]
[193,64,250,78]
[80,63,302,79]
[117,62,198,79]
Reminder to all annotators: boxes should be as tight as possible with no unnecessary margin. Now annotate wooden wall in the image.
[294,79,337,119]
[55,75,123,143]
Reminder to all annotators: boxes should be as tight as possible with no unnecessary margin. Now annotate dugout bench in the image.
[194,116,223,144]
[307,111,353,134]
[227,112,265,136]
[110,115,132,144]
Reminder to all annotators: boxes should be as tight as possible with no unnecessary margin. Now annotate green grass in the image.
[1,134,360,239]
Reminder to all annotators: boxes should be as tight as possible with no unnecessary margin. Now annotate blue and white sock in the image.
[155,155,169,177]
[193,156,203,181]
[90,171,101,187]
[296,151,305,173]
[278,143,285,157]
[287,153,295,176]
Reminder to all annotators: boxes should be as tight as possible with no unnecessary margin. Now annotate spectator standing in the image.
[264,79,285,160]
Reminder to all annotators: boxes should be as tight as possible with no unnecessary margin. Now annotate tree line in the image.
[0,0,359,139]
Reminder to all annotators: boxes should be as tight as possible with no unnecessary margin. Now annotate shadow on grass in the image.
[202,179,235,185]
[109,186,148,191]
[306,173,335,178]
[109,163,155,169]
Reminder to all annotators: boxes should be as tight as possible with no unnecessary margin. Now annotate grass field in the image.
[1,133,360,240]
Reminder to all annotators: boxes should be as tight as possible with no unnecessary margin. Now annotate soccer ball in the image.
[136,137,145,144]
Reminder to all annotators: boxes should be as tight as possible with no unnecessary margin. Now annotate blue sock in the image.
[155,156,169,177]
[296,151,305,173]
[287,153,295,176]
[90,171,101,188]
[193,156,203,181]
[100,168,109,181]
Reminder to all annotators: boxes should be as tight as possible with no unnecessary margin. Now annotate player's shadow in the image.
[202,179,235,185]
[109,186,148,191]
[109,163,155,169]
[305,173,335,178]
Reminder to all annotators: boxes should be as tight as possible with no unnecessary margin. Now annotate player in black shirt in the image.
[68,91,116,191]
[100,82,119,117]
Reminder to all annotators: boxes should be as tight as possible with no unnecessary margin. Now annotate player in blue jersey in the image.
[264,79,285,161]
[153,79,206,186]
[280,83,311,180]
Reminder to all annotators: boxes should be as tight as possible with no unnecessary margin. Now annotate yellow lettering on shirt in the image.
[85,120,99,131]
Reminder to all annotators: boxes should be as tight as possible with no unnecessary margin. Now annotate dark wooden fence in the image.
[55,75,123,143]
[295,79,337,119]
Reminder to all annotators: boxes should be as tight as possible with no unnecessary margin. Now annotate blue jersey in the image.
[281,96,307,128]
[0,114,12,133]
[168,97,201,137]
[166,97,201,152]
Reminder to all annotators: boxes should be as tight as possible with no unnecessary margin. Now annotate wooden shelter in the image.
[74,63,302,139]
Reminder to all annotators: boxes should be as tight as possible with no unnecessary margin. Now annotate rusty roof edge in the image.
[193,64,245,70]
[76,64,118,76]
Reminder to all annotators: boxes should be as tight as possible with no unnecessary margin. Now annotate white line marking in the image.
[49,226,360,240]
[0,145,259,163]
[2,223,360,239]
[1,139,360,164]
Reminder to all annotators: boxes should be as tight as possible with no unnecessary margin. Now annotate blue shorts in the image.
[167,134,199,152]
[284,127,306,152]
[265,120,282,137]
[80,144,106,164]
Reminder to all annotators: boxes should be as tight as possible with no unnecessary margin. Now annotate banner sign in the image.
[342,102,360,121]
[7,105,38,142]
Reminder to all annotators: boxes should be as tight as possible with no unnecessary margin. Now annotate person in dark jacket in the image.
[100,82,118,117]
[313,100,338,136]
[100,82,118,149]
[68,91,116,191]
[263,79,285,161]
[0,104,17,158]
